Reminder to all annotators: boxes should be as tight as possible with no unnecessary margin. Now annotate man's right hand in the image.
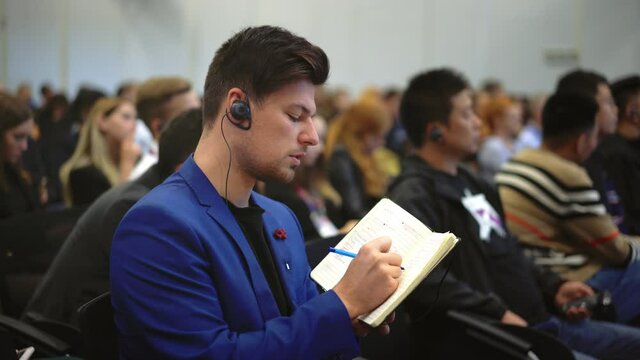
[501,310,528,327]
[332,236,403,320]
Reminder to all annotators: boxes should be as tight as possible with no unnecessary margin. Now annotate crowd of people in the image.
[1,25,640,359]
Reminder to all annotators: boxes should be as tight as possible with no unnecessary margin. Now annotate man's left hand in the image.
[555,281,595,319]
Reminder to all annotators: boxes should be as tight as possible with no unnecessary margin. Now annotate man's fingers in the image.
[377,323,390,336]
[366,236,392,253]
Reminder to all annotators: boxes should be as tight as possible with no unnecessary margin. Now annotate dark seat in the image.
[435,310,575,360]
[0,206,87,317]
[77,292,117,360]
[0,313,71,357]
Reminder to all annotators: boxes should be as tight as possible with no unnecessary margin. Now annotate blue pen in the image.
[328,247,405,270]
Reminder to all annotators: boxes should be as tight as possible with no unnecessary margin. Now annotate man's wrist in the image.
[332,286,359,320]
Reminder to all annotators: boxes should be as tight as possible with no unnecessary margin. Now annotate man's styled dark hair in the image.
[400,68,469,147]
[555,69,608,99]
[542,92,599,147]
[157,108,203,178]
[611,75,640,120]
[202,26,329,126]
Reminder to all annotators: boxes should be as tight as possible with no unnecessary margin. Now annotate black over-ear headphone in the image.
[228,96,252,130]
[429,127,443,142]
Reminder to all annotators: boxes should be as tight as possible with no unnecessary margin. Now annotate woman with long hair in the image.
[60,97,138,206]
[0,94,40,219]
[324,99,392,220]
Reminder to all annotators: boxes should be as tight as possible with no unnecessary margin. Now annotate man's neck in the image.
[193,130,255,208]
[416,144,459,175]
[541,143,580,164]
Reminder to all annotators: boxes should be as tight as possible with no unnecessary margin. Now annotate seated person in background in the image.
[264,115,355,240]
[599,75,640,234]
[325,99,392,219]
[130,76,201,180]
[59,98,139,206]
[516,93,547,150]
[0,94,40,219]
[389,68,640,360]
[497,92,640,325]
[110,26,401,359]
[477,95,524,183]
[555,69,621,223]
[22,108,202,327]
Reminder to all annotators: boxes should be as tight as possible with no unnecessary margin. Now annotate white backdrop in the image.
[2,0,639,101]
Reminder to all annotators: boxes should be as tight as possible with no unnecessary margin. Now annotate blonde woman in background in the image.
[60,97,139,206]
[325,99,392,220]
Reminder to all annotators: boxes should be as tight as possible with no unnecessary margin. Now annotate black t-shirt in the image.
[228,201,291,316]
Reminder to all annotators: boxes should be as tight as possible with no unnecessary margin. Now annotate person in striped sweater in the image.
[497,92,640,325]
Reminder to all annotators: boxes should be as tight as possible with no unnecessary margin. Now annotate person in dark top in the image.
[22,108,203,326]
[36,93,71,205]
[388,68,640,359]
[59,97,139,206]
[600,75,640,234]
[325,100,392,219]
[0,94,40,219]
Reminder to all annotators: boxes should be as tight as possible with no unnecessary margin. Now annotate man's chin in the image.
[259,169,296,184]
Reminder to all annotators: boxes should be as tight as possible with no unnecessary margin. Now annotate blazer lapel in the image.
[178,156,280,320]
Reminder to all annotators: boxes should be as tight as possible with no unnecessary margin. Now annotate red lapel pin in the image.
[273,228,287,240]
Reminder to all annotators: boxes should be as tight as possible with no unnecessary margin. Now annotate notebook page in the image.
[311,198,431,290]
[359,232,455,326]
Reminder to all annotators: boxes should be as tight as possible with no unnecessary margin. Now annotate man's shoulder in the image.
[122,173,197,223]
[504,148,591,187]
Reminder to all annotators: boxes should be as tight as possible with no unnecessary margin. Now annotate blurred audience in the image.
[325,99,392,219]
[497,92,640,324]
[0,94,41,219]
[516,93,547,150]
[59,97,138,206]
[556,69,621,227]
[23,108,202,327]
[477,95,524,183]
[130,76,200,180]
[599,75,640,234]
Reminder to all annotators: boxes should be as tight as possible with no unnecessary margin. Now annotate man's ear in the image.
[575,132,588,156]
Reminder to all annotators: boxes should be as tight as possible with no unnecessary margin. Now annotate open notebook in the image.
[310,198,459,327]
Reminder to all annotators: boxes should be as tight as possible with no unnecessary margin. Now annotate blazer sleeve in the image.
[110,203,359,360]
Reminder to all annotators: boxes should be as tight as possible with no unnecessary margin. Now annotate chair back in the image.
[77,292,117,360]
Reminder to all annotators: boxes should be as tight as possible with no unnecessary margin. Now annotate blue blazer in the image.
[110,156,358,359]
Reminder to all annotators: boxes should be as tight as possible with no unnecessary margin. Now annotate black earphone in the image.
[228,98,252,130]
[429,127,443,142]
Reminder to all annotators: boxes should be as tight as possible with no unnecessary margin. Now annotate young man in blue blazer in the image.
[110,26,403,359]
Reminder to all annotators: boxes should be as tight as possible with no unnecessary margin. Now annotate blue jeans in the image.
[533,316,640,360]
[587,256,640,323]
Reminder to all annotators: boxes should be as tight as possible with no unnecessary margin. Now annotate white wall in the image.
[1,0,639,101]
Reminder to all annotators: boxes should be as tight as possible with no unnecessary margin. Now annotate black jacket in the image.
[22,165,163,326]
[387,156,564,331]
[327,146,372,220]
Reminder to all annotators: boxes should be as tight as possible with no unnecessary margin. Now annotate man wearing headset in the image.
[110,26,402,359]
